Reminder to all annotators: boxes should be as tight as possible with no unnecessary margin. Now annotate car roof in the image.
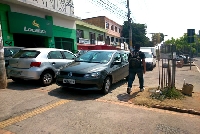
[4,46,25,49]
[21,48,72,52]
[88,50,122,52]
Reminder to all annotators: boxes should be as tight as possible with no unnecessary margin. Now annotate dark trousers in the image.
[127,68,144,89]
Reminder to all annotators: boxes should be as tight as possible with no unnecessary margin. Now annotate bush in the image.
[150,87,185,100]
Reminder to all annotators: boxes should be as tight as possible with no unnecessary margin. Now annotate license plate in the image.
[63,79,75,84]
[9,70,22,76]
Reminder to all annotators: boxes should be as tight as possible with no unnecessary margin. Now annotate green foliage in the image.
[121,21,150,47]
[165,33,199,55]
[162,87,184,99]
[150,87,184,101]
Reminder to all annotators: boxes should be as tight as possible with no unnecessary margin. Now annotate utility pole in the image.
[127,0,132,50]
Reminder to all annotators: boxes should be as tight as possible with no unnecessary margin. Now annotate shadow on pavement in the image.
[117,90,140,102]
[7,79,43,90]
[48,79,127,101]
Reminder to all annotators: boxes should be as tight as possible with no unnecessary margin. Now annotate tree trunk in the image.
[0,45,7,89]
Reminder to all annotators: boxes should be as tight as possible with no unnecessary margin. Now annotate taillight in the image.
[30,62,41,67]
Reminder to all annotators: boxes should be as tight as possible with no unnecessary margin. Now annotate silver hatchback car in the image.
[7,48,76,86]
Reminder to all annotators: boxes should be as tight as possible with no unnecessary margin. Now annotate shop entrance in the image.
[13,33,46,48]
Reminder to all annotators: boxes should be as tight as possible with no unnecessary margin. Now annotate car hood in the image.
[60,62,108,73]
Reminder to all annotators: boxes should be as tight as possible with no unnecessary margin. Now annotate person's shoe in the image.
[140,88,144,92]
[127,87,131,94]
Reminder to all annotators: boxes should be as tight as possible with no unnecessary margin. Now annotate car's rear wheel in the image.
[101,77,111,94]
[40,71,53,86]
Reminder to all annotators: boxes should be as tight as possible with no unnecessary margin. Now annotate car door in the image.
[120,51,129,79]
[47,51,67,70]
[110,52,123,83]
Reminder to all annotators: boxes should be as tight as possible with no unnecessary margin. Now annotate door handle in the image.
[52,62,55,65]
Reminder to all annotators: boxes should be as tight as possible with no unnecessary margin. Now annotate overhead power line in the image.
[88,0,128,21]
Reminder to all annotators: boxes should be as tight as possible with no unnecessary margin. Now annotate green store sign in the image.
[7,12,53,37]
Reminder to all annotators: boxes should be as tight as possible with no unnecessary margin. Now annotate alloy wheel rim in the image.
[105,79,110,91]
[43,73,52,85]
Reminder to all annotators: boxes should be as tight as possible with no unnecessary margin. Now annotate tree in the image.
[121,21,150,47]
[165,33,197,56]
[151,33,165,45]
[0,38,7,89]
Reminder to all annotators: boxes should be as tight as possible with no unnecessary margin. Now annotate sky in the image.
[73,0,200,41]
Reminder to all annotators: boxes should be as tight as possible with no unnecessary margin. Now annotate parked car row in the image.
[4,47,155,95]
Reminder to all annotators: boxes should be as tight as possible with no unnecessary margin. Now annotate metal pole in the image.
[127,0,132,50]
[190,44,192,70]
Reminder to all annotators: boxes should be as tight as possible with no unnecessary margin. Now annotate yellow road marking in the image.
[0,100,70,129]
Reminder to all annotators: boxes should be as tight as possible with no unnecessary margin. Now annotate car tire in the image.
[101,77,111,94]
[40,71,54,86]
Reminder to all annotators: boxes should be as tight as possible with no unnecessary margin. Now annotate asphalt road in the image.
[0,64,200,133]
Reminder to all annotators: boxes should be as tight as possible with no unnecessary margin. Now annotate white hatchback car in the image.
[7,48,76,86]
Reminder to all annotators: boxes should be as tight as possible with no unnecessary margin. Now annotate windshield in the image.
[76,51,114,63]
[144,52,153,58]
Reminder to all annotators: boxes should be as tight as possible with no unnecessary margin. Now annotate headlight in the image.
[84,72,101,78]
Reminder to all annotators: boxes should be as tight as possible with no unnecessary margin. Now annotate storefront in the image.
[7,11,53,48]
[0,2,78,52]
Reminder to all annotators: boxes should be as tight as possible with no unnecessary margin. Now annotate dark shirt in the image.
[128,50,145,69]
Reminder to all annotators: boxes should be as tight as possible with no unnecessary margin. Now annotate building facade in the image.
[76,20,106,45]
[82,16,124,47]
[0,0,79,52]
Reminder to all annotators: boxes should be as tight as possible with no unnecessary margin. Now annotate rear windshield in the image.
[144,52,153,58]
[13,50,40,58]
[4,48,22,57]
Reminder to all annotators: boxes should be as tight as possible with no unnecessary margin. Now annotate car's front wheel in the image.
[101,77,111,94]
[40,71,53,86]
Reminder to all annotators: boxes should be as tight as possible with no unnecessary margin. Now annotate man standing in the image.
[127,44,146,94]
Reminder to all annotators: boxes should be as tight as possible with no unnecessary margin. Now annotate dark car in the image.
[4,46,24,67]
[56,50,129,94]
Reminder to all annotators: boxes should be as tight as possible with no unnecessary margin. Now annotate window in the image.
[89,32,96,44]
[54,37,74,51]
[105,22,109,29]
[113,53,121,62]
[63,51,76,60]
[13,50,40,58]
[98,34,104,41]
[119,28,121,33]
[76,29,84,38]
[48,51,63,59]
[111,37,114,42]
[115,26,117,32]
[111,25,114,30]
[121,52,129,62]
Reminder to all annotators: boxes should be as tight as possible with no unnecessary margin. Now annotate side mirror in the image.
[153,56,156,58]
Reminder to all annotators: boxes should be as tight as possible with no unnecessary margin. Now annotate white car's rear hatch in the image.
[9,50,41,69]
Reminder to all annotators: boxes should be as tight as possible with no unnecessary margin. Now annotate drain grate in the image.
[156,124,189,134]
